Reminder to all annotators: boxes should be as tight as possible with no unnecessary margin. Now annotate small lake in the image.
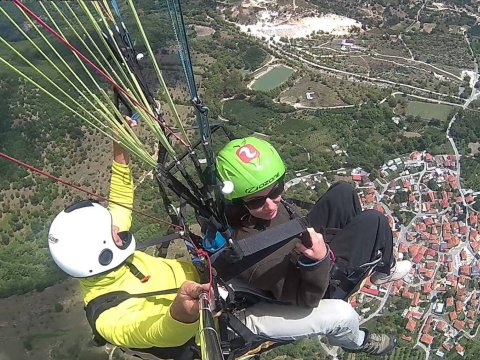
[252,65,294,91]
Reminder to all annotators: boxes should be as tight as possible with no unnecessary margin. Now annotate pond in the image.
[252,65,294,91]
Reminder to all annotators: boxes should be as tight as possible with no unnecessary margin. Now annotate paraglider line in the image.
[0,151,181,229]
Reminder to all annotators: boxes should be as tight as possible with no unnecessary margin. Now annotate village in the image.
[287,151,480,358]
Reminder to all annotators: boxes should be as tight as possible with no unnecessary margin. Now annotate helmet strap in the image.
[125,262,150,283]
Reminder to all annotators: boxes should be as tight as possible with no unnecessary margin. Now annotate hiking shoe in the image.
[371,260,412,285]
[343,328,397,356]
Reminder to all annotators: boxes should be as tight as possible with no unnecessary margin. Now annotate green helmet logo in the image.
[236,144,260,163]
[216,137,286,200]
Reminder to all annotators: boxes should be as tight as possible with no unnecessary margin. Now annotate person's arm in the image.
[295,228,331,307]
[109,139,134,231]
[113,141,129,165]
[96,281,210,348]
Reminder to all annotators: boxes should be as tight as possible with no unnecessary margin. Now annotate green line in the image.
[126,0,190,146]
[0,7,119,134]
[37,2,156,156]
[0,56,156,167]
[82,0,176,155]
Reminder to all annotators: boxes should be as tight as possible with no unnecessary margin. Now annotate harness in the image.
[84,261,291,360]
[83,200,381,359]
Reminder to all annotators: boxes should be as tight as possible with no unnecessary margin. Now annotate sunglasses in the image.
[243,177,285,209]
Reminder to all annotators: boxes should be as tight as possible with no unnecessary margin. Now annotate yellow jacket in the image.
[79,161,200,348]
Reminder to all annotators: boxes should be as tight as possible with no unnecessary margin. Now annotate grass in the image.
[406,101,454,121]
[279,77,345,107]
[222,99,281,133]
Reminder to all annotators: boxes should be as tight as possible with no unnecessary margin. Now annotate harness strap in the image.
[220,311,290,360]
[215,217,308,281]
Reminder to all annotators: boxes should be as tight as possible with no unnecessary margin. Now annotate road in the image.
[446,33,479,210]
[360,286,392,324]
[415,303,433,359]
[270,42,462,100]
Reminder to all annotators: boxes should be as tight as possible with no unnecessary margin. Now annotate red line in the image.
[0,151,181,229]
[12,0,189,148]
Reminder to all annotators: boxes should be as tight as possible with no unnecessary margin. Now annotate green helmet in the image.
[216,137,286,200]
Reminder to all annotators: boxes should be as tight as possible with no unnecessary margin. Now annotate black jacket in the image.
[214,202,331,308]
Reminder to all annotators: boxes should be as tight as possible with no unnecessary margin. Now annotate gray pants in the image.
[241,298,365,349]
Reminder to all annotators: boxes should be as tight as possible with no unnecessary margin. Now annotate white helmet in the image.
[47,200,135,277]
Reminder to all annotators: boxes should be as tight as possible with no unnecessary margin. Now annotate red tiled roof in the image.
[420,334,433,345]
[467,309,476,319]
[449,312,458,321]
[416,223,426,232]
[424,217,434,226]
[453,320,465,330]
[406,319,417,332]
[470,213,478,225]
[412,293,421,307]
[459,265,471,276]
[455,301,463,313]
[426,248,436,257]
[436,320,448,332]
[422,283,432,294]
[361,287,380,296]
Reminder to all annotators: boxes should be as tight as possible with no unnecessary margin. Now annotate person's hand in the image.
[295,228,327,262]
[124,115,138,128]
[170,281,210,323]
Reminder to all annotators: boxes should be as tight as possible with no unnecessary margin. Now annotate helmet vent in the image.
[99,249,113,266]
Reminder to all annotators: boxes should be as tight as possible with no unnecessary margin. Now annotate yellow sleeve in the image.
[108,161,133,232]
[93,256,202,349]
[96,301,199,348]
[142,307,200,347]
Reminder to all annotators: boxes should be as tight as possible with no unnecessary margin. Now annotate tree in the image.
[388,96,397,108]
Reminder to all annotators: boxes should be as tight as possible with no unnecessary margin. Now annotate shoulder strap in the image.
[212,217,308,281]
[85,288,179,345]
[280,198,300,218]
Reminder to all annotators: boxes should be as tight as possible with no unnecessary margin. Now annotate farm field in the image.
[279,77,345,108]
[406,101,454,121]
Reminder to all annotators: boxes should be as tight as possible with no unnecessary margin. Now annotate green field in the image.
[405,101,454,121]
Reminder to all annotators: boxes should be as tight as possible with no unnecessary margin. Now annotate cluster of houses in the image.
[350,151,480,357]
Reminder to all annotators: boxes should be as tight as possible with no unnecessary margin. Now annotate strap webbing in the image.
[213,217,308,281]
[235,217,307,257]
